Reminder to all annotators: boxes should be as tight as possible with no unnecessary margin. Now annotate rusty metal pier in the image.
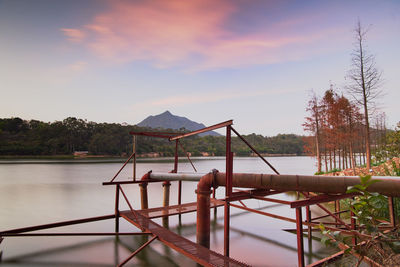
[1,119,399,266]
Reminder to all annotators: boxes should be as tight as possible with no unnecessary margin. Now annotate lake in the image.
[0,156,337,266]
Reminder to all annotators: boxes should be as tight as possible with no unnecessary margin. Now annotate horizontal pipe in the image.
[150,172,206,181]
[148,172,400,197]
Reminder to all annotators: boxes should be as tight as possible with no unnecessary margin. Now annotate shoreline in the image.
[0,154,306,164]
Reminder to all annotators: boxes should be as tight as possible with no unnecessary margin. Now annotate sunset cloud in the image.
[61,28,85,42]
[61,0,347,70]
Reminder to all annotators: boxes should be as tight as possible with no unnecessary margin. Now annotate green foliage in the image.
[320,175,400,266]
[314,168,342,175]
[346,175,386,235]
[0,117,306,156]
[374,122,400,162]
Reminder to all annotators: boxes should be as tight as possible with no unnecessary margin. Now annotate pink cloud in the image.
[61,0,347,70]
[61,28,85,42]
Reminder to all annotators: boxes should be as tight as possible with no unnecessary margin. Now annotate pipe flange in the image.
[195,189,213,195]
[211,168,219,189]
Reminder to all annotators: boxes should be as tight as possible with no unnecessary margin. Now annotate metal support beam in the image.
[388,196,396,227]
[170,120,233,141]
[115,185,120,233]
[296,207,305,267]
[118,235,158,267]
[0,214,116,235]
[224,125,232,257]
[231,126,279,175]
[133,136,136,181]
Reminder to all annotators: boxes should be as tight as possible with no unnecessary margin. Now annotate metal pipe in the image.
[162,181,171,227]
[149,172,205,181]
[139,172,150,210]
[148,172,400,197]
[196,173,214,248]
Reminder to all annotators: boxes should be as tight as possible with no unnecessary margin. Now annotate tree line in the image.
[0,117,305,157]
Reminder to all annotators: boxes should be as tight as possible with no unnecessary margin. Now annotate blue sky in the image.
[0,0,399,136]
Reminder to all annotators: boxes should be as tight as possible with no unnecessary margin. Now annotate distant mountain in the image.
[136,111,221,136]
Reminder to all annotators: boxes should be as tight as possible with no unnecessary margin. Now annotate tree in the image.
[346,20,383,170]
[303,92,323,172]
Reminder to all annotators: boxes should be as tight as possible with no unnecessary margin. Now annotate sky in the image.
[0,0,399,136]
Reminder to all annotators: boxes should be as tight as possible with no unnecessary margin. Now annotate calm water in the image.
[0,157,337,266]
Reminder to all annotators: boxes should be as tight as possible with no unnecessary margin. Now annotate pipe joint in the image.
[211,169,219,190]
[195,189,213,195]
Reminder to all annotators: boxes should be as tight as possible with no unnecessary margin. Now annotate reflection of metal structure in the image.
[1,120,399,266]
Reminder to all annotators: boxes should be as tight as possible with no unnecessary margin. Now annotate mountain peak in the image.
[136,111,220,136]
[161,110,172,115]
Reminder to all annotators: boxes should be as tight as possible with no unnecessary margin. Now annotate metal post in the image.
[389,197,396,227]
[306,205,312,238]
[351,208,357,245]
[196,186,212,248]
[139,183,148,210]
[162,181,171,228]
[174,140,182,222]
[224,125,232,257]
[115,185,120,233]
[133,136,136,181]
[296,207,305,267]
[306,205,312,266]
[213,188,217,218]
[335,200,340,227]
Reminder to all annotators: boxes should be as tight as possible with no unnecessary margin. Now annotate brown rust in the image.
[139,172,151,210]
[196,172,214,248]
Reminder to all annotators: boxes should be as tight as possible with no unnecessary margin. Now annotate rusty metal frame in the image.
[169,120,233,140]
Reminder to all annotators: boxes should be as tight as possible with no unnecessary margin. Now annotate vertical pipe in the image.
[224,126,232,257]
[133,136,136,181]
[196,186,211,248]
[139,183,148,210]
[163,181,171,228]
[388,197,396,227]
[296,207,305,267]
[196,174,213,248]
[115,185,120,233]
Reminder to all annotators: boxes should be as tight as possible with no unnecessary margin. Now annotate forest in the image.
[302,88,395,173]
[0,117,305,157]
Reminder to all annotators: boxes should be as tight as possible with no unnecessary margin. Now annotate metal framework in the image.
[1,120,399,267]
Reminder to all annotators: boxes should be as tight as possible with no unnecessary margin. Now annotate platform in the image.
[126,198,224,219]
[120,200,248,267]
